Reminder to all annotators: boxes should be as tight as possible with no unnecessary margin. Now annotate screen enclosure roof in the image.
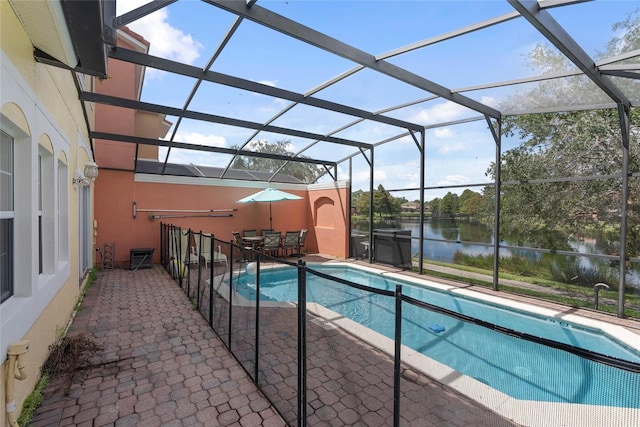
[41,0,640,185]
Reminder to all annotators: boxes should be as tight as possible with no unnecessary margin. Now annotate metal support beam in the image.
[91,131,337,167]
[487,115,502,291]
[418,130,425,275]
[81,91,373,149]
[509,0,630,108]
[617,103,631,318]
[113,0,177,28]
[204,0,501,119]
[109,48,424,132]
[368,147,374,263]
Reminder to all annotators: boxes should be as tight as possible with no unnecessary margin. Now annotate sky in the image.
[115,0,638,201]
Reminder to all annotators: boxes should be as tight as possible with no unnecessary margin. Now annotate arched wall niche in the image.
[314,196,335,228]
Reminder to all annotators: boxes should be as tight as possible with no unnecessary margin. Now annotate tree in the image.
[352,185,402,217]
[459,189,484,217]
[373,184,401,216]
[230,139,321,183]
[439,192,459,217]
[485,9,640,253]
[429,197,441,217]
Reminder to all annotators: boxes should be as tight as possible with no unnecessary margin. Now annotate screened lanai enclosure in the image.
[34,0,639,317]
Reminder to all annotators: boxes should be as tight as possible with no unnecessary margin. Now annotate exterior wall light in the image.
[73,161,99,186]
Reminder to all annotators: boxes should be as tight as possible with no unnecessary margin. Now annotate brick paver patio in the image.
[31,264,519,426]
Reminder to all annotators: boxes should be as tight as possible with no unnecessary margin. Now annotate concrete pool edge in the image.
[306,301,640,427]
[324,261,640,354]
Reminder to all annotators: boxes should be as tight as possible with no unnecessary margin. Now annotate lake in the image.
[352,217,640,287]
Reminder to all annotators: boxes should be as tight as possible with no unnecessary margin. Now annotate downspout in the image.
[5,340,30,427]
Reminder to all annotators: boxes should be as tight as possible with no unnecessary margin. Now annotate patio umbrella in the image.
[237,188,302,229]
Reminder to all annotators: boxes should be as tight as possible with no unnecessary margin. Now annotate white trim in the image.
[0,49,78,363]
[308,180,349,191]
[134,173,309,191]
[134,172,350,192]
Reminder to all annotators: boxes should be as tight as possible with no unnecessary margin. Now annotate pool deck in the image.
[30,259,518,427]
[361,258,640,337]
[29,256,639,426]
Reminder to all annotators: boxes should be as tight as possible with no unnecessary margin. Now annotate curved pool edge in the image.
[307,300,640,427]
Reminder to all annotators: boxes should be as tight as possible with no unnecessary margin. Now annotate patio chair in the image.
[243,229,257,237]
[260,228,273,236]
[298,229,308,256]
[198,233,227,268]
[282,231,301,257]
[182,230,198,265]
[262,231,282,258]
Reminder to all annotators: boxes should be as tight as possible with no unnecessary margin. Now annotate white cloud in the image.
[174,131,227,148]
[117,1,203,77]
[354,169,387,186]
[409,101,468,125]
[436,175,471,187]
[434,128,453,138]
[480,95,499,109]
[438,141,467,154]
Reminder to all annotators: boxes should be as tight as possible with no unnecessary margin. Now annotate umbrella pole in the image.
[270,202,273,229]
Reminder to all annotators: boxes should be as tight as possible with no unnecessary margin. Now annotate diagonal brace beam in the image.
[509,0,630,108]
[203,0,501,119]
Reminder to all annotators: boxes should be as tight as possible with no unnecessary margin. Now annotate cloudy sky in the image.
[115,0,635,200]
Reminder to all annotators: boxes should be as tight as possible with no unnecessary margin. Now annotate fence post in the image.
[197,231,204,310]
[394,284,402,427]
[209,234,215,327]
[254,254,261,383]
[297,259,307,427]
[160,223,164,266]
[186,228,193,296]
[228,257,234,349]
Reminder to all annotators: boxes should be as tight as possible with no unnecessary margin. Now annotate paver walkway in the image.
[31,263,519,426]
[30,266,285,427]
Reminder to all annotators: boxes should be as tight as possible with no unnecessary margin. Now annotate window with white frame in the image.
[1,130,14,303]
[38,145,54,274]
[38,153,43,274]
[58,158,69,262]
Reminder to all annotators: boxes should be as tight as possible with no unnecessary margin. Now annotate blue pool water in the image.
[233,265,640,407]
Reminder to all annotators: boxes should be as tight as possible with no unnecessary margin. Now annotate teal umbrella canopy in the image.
[237,188,302,229]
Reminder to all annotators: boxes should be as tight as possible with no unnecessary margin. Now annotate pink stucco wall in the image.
[94,172,350,265]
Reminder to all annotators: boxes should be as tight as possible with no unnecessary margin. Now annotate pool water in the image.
[234,265,640,407]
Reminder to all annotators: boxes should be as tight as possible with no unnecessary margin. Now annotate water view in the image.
[352,217,640,288]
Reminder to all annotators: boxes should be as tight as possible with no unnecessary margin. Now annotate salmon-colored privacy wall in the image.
[94,171,350,266]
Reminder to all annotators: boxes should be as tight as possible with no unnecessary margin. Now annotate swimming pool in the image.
[233,263,640,408]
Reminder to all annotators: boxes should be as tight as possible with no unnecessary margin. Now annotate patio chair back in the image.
[182,230,198,264]
[282,230,301,256]
[299,229,308,249]
[199,233,227,267]
[262,231,282,257]
[243,229,257,237]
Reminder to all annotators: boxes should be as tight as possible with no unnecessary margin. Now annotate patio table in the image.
[242,235,264,260]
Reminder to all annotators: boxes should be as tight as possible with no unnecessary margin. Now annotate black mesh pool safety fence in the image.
[159,222,639,427]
